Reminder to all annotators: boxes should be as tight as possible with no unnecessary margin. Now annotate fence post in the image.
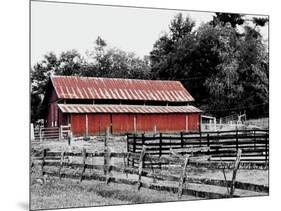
[41,149,47,176]
[104,127,109,175]
[105,148,112,184]
[207,133,210,156]
[178,156,189,198]
[199,130,202,147]
[159,133,162,169]
[235,129,239,151]
[230,149,242,197]
[142,133,145,168]
[133,134,136,168]
[39,127,42,143]
[126,134,129,167]
[59,126,62,141]
[253,130,256,150]
[122,151,128,178]
[265,133,268,162]
[80,148,87,182]
[137,146,146,190]
[58,151,65,180]
[180,132,184,156]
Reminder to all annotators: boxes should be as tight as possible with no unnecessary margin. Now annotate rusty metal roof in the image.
[58,104,202,114]
[51,76,194,102]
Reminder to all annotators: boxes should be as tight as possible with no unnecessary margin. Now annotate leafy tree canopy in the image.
[150,12,268,118]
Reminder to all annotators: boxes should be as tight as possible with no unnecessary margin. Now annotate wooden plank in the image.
[172,147,210,153]
[178,156,189,198]
[58,151,65,180]
[43,170,238,199]
[41,149,47,176]
[104,127,109,175]
[230,149,242,196]
[106,148,112,184]
[80,148,87,182]
[137,146,146,190]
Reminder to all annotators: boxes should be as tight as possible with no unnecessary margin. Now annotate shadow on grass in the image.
[87,184,158,203]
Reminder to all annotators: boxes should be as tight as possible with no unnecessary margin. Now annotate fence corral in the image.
[33,127,60,141]
[32,125,71,142]
[127,129,269,167]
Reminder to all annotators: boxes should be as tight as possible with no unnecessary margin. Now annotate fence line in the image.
[127,129,269,166]
[32,146,268,199]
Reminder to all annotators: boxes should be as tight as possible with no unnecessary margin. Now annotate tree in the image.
[56,50,84,76]
[169,13,195,41]
[236,25,269,117]
[150,12,269,118]
[31,50,84,122]
[150,14,196,81]
[252,17,269,27]
[86,37,151,79]
[203,23,243,115]
[212,12,244,28]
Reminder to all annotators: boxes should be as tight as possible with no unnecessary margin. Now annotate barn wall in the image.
[70,113,111,136]
[112,114,135,134]
[87,114,111,135]
[69,112,200,136]
[188,113,199,131]
[45,85,59,127]
[47,102,59,127]
[135,113,188,133]
[71,114,86,136]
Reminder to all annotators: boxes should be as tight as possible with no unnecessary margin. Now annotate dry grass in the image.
[30,173,198,210]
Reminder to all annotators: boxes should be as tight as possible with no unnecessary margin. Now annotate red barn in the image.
[43,76,201,136]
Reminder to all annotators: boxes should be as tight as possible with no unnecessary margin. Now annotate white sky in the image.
[31,1,268,66]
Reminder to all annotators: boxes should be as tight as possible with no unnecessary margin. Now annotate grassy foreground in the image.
[30,139,268,210]
[30,174,198,210]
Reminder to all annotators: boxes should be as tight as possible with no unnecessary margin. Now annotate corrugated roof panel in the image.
[56,104,201,114]
[51,76,194,102]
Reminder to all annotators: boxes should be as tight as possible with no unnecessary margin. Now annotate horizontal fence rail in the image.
[32,145,269,200]
[127,129,269,167]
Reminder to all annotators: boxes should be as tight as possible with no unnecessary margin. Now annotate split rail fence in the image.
[32,146,268,199]
[127,129,269,167]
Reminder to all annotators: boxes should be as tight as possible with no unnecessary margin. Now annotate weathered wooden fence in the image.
[33,125,72,142]
[33,127,60,141]
[32,146,268,200]
[127,129,269,167]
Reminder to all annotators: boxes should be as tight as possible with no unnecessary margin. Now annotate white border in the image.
[1,0,280,211]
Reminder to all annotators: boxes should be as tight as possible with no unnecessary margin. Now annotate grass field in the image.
[30,137,268,210]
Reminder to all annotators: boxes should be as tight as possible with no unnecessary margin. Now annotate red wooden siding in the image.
[87,114,99,135]
[71,114,86,136]
[112,114,135,134]
[98,114,111,135]
[47,102,59,127]
[167,114,186,132]
[72,114,111,136]
[188,113,199,131]
[69,113,200,136]
[135,114,188,133]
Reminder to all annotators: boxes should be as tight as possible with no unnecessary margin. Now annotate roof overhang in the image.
[58,104,202,114]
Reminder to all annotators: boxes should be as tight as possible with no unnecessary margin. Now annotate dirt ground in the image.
[30,137,269,210]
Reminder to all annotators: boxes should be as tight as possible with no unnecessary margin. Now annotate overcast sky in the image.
[31,1,268,66]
